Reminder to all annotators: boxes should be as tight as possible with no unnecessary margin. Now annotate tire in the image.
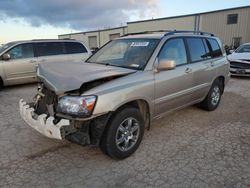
[200,79,222,111]
[100,107,144,159]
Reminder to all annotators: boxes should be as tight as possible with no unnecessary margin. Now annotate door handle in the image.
[210,62,215,67]
[185,67,192,73]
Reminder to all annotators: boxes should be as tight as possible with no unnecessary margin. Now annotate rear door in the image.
[35,42,68,64]
[154,38,194,117]
[184,37,215,101]
[2,43,37,85]
[64,42,90,62]
[185,37,221,100]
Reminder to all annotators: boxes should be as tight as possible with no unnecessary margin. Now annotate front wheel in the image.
[200,79,222,111]
[100,107,144,159]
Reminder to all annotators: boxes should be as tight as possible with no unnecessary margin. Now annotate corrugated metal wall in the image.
[127,16,195,33]
[59,7,250,48]
[199,7,250,46]
[59,27,127,49]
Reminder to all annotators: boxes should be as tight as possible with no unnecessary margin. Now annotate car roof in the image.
[7,39,79,44]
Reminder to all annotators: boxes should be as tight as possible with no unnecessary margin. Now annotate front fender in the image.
[84,71,155,117]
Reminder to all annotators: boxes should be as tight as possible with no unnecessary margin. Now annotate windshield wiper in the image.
[105,63,140,70]
[86,61,139,70]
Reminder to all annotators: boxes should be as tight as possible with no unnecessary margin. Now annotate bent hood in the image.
[228,52,250,61]
[37,61,136,94]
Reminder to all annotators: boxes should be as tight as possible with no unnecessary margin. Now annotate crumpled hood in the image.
[228,52,250,61]
[37,61,136,94]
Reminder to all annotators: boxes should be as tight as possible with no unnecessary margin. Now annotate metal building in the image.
[58,6,250,50]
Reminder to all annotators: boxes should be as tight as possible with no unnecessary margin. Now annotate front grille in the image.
[230,61,250,69]
[34,85,57,115]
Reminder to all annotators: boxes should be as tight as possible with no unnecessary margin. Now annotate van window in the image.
[158,38,187,66]
[65,42,87,54]
[35,42,64,57]
[207,39,222,58]
[8,43,34,59]
[186,38,207,62]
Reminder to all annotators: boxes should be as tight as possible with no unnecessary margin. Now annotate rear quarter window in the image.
[64,42,87,54]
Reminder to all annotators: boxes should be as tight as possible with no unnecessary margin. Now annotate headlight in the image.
[57,95,97,117]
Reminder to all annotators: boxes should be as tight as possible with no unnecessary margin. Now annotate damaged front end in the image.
[19,82,112,145]
[19,61,136,145]
[19,83,74,140]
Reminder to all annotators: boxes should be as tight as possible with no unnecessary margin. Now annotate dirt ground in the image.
[0,77,250,188]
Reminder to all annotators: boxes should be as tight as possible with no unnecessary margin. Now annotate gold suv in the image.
[19,31,230,159]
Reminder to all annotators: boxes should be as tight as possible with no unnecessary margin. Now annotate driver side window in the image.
[8,43,34,60]
[158,38,187,66]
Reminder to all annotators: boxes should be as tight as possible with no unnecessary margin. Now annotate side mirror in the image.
[229,50,234,54]
[2,53,11,61]
[158,59,176,71]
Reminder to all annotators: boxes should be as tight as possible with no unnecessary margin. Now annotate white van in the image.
[0,39,91,88]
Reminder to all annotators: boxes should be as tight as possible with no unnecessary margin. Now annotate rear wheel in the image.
[200,79,222,111]
[100,107,144,159]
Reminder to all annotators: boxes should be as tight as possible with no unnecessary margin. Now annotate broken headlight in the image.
[57,96,97,117]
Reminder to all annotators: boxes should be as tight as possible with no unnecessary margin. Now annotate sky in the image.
[0,0,249,44]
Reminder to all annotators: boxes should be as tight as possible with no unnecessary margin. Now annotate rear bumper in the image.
[19,99,70,140]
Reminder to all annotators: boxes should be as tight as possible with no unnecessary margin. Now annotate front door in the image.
[154,38,194,117]
[2,43,37,85]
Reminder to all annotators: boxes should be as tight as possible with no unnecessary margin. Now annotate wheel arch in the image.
[91,99,151,146]
[107,99,151,129]
[215,75,225,94]
[111,99,151,130]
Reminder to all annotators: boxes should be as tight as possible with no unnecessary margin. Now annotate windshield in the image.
[235,44,250,53]
[0,42,17,54]
[87,39,160,70]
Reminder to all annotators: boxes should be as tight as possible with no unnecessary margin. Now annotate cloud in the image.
[0,0,160,30]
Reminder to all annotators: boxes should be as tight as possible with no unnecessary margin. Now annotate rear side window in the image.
[35,42,64,57]
[64,42,87,54]
[207,39,222,58]
[186,38,207,62]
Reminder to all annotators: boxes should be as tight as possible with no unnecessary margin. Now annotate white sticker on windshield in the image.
[131,42,149,47]
[130,64,140,67]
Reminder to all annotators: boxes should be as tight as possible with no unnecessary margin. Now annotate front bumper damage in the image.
[19,99,70,140]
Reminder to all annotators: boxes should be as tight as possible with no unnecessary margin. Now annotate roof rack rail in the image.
[31,39,56,41]
[122,30,172,37]
[31,38,75,41]
[164,30,215,37]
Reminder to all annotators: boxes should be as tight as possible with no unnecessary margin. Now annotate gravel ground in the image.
[0,77,250,188]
